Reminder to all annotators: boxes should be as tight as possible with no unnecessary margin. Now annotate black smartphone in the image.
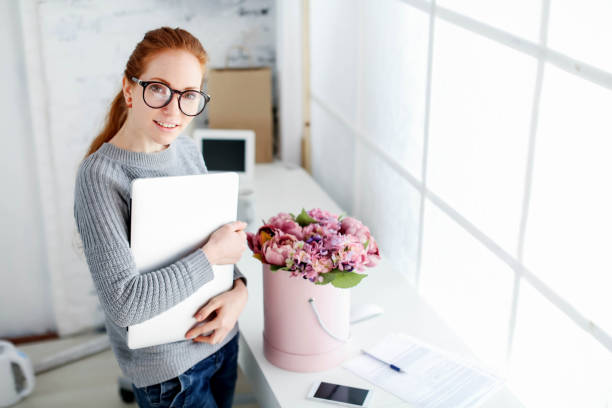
[306,381,373,407]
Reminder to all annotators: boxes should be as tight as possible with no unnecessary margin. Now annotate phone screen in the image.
[313,382,369,405]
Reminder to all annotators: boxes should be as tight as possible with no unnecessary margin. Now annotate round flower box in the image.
[246,208,381,371]
[262,263,351,371]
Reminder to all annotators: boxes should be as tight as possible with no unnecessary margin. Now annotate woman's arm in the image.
[74,161,216,328]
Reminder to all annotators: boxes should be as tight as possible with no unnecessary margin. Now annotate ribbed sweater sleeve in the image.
[74,157,216,328]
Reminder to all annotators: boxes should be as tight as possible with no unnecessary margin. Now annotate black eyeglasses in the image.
[131,76,211,116]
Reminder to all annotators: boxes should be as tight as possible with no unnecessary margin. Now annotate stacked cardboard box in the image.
[207,67,274,163]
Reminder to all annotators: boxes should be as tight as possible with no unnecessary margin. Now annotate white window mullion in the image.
[506,0,551,368]
[415,0,436,290]
[352,0,365,219]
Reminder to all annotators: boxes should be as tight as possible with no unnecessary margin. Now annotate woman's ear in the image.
[122,76,133,107]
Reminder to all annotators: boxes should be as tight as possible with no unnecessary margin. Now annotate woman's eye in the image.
[150,84,165,93]
[185,93,196,100]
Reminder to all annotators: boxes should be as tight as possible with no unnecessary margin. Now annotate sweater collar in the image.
[98,138,177,168]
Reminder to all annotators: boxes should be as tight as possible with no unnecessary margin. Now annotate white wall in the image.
[276,0,303,167]
[0,0,55,338]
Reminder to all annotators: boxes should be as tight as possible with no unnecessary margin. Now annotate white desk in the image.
[236,161,524,408]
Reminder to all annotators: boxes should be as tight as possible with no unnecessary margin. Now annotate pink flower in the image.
[340,217,371,243]
[262,232,298,266]
[267,213,303,240]
[246,224,277,254]
[311,255,333,275]
[331,238,364,272]
[308,208,337,222]
[365,238,381,267]
[307,208,342,233]
[327,234,351,252]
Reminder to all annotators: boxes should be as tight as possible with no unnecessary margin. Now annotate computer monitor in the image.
[192,129,255,187]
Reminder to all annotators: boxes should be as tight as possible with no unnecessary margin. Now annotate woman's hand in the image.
[201,221,248,265]
[185,279,248,344]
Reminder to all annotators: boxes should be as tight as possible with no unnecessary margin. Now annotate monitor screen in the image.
[201,139,246,172]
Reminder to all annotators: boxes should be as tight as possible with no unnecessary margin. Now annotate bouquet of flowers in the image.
[246,208,381,288]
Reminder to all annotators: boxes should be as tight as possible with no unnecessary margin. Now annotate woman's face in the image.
[123,48,203,147]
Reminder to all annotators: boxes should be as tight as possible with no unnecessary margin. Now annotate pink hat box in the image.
[262,263,351,372]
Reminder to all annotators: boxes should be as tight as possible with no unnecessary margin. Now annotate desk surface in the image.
[236,161,524,408]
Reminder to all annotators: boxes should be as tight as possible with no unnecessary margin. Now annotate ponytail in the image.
[84,88,128,158]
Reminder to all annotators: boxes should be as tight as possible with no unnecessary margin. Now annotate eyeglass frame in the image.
[130,76,211,116]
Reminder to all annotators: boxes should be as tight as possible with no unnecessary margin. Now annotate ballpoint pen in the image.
[361,350,405,373]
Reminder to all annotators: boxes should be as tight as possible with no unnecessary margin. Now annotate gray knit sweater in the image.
[73,133,245,387]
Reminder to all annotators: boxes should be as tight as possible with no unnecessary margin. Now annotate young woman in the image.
[74,27,249,408]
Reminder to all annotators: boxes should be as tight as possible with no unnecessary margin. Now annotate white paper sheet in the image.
[343,333,504,408]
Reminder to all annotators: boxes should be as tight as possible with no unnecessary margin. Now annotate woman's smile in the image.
[153,119,180,131]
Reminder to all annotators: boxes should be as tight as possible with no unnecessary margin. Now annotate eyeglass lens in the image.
[144,83,206,116]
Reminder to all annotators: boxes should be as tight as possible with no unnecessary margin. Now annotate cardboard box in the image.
[207,67,274,163]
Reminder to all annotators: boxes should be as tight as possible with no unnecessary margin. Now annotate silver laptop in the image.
[126,172,239,349]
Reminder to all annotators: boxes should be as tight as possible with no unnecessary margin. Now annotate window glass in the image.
[428,20,536,254]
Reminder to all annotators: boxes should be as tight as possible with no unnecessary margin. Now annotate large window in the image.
[310,0,612,406]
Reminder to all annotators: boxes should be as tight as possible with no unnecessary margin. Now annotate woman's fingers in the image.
[185,319,219,339]
[194,298,219,322]
[193,328,227,344]
[188,288,243,343]
[231,221,247,231]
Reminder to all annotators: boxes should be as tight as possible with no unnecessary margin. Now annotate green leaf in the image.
[315,271,338,285]
[295,208,317,227]
[270,264,291,272]
[338,213,345,221]
[331,272,368,288]
[289,213,296,220]
[363,239,369,250]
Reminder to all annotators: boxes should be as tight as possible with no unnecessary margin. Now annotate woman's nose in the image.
[162,92,181,114]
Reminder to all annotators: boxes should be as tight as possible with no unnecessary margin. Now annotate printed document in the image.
[343,333,504,408]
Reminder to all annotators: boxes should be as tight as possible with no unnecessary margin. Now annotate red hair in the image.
[84,27,208,158]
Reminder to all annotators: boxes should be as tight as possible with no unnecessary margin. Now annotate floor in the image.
[12,329,260,407]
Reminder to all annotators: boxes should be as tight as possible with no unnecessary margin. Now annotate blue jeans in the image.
[132,333,239,408]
